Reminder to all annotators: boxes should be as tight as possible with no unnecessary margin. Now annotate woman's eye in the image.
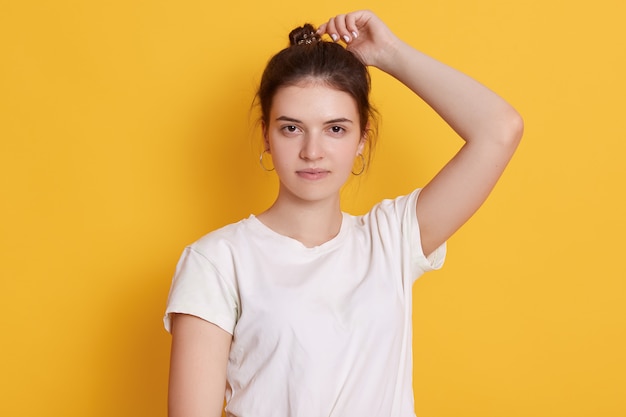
[330,126,345,134]
[282,125,298,133]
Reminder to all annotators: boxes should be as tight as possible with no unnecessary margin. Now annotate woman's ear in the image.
[261,121,270,152]
[357,122,370,154]
[357,139,366,155]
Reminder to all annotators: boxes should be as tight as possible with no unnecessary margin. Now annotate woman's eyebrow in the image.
[275,116,353,124]
[324,118,353,124]
[276,116,302,123]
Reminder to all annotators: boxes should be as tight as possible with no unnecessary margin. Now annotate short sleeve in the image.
[368,189,446,282]
[163,246,239,334]
[405,189,446,276]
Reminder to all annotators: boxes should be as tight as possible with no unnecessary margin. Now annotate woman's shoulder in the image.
[355,189,422,221]
[188,216,258,256]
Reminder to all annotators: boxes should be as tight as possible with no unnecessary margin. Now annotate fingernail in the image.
[352,31,358,39]
[331,33,339,42]
[343,35,350,43]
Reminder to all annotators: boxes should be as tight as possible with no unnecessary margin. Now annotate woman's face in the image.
[264,81,365,205]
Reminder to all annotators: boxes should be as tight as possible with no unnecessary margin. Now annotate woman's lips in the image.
[297,168,329,180]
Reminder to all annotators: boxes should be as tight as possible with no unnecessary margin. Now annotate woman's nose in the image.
[299,134,324,160]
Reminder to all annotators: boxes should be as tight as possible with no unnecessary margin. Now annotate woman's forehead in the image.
[270,83,359,122]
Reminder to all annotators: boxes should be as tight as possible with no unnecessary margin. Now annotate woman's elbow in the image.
[502,106,524,148]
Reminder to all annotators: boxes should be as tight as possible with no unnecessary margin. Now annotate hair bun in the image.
[289,24,320,46]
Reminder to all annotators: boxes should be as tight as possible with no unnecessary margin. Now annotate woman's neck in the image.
[256,194,343,248]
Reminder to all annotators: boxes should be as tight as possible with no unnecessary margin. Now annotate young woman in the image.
[164,10,523,417]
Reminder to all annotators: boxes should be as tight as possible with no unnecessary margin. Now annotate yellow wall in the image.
[1,1,624,416]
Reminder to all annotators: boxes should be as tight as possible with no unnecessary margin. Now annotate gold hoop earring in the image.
[352,153,366,176]
[259,149,275,172]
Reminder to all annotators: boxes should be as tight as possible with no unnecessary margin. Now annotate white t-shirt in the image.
[164,189,446,417]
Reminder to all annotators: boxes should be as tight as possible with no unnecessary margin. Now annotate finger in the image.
[322,17,340,42]
[316,22,327,35]
[344,13,360,41]
[331,14,353,44]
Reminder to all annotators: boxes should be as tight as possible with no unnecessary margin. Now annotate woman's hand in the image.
[317,10,400,69]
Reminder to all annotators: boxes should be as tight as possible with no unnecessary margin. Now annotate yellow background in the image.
[1,0,625,416]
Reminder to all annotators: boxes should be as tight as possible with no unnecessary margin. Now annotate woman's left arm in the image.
[319,11,524,256]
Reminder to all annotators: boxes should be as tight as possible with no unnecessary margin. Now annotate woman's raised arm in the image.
[319,10,524,256]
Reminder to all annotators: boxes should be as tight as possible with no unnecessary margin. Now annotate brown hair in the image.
[256,23,378,158]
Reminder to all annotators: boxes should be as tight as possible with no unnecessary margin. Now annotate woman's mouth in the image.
[297,168,330,180]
